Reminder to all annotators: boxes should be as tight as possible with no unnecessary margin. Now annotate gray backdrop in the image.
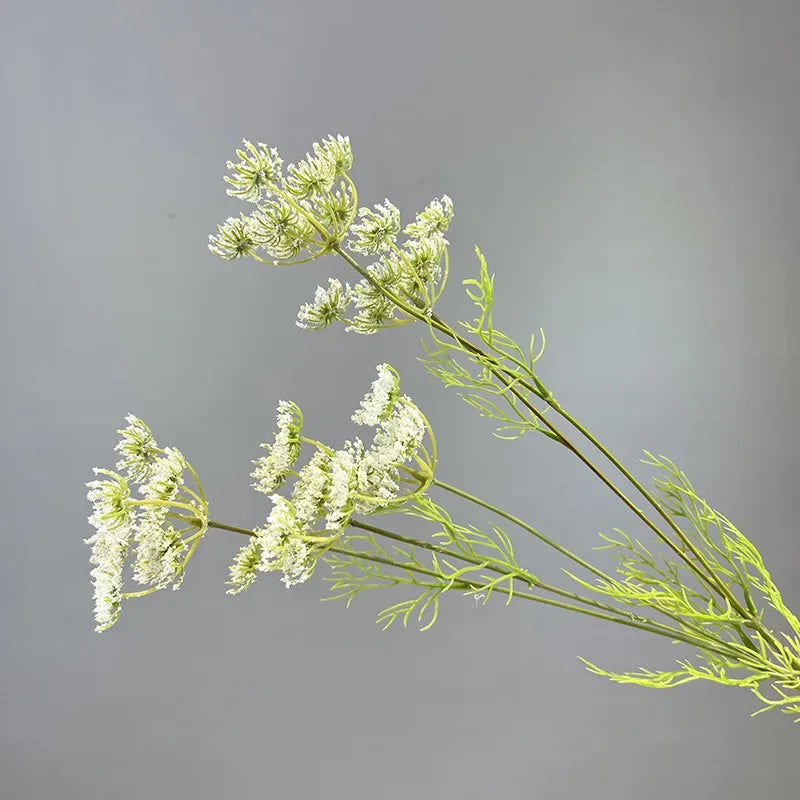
[3,1,800,798]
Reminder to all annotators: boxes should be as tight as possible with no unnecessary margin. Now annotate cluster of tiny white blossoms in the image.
[296,193,454,335]
[251,401,303,494]
[227,364,432,593]
[207,133,453,336]
[85,416,208,631]
[208,135,355,265]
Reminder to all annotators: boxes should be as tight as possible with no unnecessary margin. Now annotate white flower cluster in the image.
[85,416,207,631]
[85,470,135,631]
[114,414,160,483]
[229,365,430,593]
[296,194,453,334]
[349,199,401,255]
[255,496,312,587]
[251,401,303,494]
[296,277,352,331]
[352,363,399,426]
[209,135,356,264]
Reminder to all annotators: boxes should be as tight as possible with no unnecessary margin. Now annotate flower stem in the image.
[330,241,772,651]
[331,241,734,610]
[429,477,611,583]
[349,519,730,652]
[205,517,746,663]
[324,543,748,658]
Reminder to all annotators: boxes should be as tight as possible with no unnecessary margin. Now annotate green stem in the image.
[207,519,255,536]
[204,519,746,664]
[332,238,734,613]
[434,314,779,659]
[272,201,785,662]
[429,478,611,583]
[324,544,746,659]
[429,318,783,658]
[427,310,745,611]
[349,519,731,654]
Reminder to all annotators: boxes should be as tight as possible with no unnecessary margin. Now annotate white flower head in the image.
[256,495,313,587]
[312,134,353,177]
[284,153,337,200]
[114,414,160,484]
[291,450,332,527]
[402,235,445,286]
[86,424,206,631]
[87,468,134,534]
[85,469,136,632]
[224,140,283,202]
[251,200,317,261]
[227,536,262,595]
[346,259,405,335]
[86,527,130,632]
[132,505,187,591]
[208,215,260,260]
[353,447,399,514]
[252,401,304,494]
[404,195,453,242]
[296,278,352,331]
[371,399,427,468]
[311,183,356,233]
[351,399,426,513]
[349,199,401,254]
[325,440,362,530]
[140,447,187,502]
[352,364,400,426]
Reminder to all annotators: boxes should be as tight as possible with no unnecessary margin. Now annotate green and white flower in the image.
[140,447,186,502]
[347,259,406,334]
[291,450,332,527]
[401,235,445,285]
[114,414,160,484]
[251,200,318,261]
[284,153,337,200]
[132,505,187,590]
[352,364,400,426]
[256,495,313,587]
[349,199,401,254]
[370,400,426,468]
[311,134,353,177]
[87,417,208,631]
[224,140,283,202]
[208,215,260,260]
[252,401,303,494]
[404,195,453,241]
[311,182,356,233]
[85,469,135,631]
[325,441,361,531]
[296,278,352,330]
[226,536,262,595]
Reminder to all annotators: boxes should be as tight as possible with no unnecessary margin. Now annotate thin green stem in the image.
[207,519,255,536]
[426,310,745,612]
[330,238,733,612]
[205,518,747,663]
[430,473,764,656]
[429,478,612,584]
[349,519,732,653]
[324,544,746,659]
[429,317,785,658]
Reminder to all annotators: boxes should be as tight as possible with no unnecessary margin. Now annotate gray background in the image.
[2,1,800,797]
